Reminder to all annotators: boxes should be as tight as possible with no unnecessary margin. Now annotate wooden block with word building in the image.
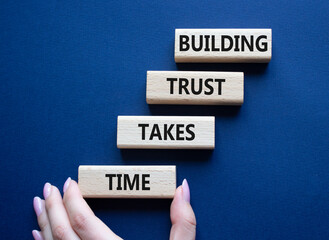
[146,71,243,105]
[175,29,272,63]
[117,116,215,149]
[79,165,176,198]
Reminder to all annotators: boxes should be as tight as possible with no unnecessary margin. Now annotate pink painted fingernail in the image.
[182,179,190,203]
[33,197,43,217]
[32,230,44,240]
[43,183,51,199]
[63,177,71,193]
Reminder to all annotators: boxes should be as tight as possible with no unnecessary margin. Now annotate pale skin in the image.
[33,178,196,240]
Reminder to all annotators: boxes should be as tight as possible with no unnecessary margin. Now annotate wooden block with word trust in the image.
[78,165,176,198]
[117,116,215,149]
[147,71,243,105]
[175,29,272,63]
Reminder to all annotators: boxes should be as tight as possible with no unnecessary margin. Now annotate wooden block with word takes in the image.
[146,71,243,105]
[117,116,215,149]
[175,29,272,63]
[78,165,176,198]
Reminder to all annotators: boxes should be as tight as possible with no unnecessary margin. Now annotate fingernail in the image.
[33,197,43,217]
[43,183,51,199]
[32,230,44,240]
[182,179,190,203]
[63,177,71,193]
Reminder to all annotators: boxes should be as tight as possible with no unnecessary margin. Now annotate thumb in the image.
[170,179,196,240]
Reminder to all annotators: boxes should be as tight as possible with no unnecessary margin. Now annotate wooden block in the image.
[146,71,243,105]
[117,116,215,149]
[78,165,176,198]
[175,29,272,63]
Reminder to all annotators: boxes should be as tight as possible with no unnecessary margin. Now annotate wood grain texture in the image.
[146,71,243,105]
[117,116,215,149]
[175,29,272,63]
[79,165,176,198]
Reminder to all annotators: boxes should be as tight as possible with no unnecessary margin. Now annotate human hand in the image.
[32,178,196,240]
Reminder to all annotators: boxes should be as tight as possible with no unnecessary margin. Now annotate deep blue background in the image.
[1,1,329,239]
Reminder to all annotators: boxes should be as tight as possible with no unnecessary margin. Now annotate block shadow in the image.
[148,104,241,118]
[86,198,171,212]
[120,148,213,164]
[175,62,269,76]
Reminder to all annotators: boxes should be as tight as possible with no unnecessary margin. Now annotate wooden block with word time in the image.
[117,116,215,149]
[78,165,176,198]
[146,71,243,105]
[175,29,272,63]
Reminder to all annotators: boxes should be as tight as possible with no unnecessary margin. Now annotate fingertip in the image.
[32,230,44,240]
[182,179,190,203]
[44,184,63,207]
[70,179,79,188]
[64,179,79,193]
[63,179,83,202]
[173,179,191,204]
[33,196,43,217]
[43,183,51,199]
[63,177,71,193]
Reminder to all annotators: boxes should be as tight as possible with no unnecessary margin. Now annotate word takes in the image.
[105,174,150,191]
[146,71,243,105]
[138,123,195,141]
[78,165,176,198]
[175,29,272,63]
[117,116,215,149]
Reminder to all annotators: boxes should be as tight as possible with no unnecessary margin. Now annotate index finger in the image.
[62,178,122,240]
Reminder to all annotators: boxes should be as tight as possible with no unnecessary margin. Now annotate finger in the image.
[62,178,122,240]
[43,183,80,240]
[170,179,196,240]
[32,230,44,240]
[33,196,53,240]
